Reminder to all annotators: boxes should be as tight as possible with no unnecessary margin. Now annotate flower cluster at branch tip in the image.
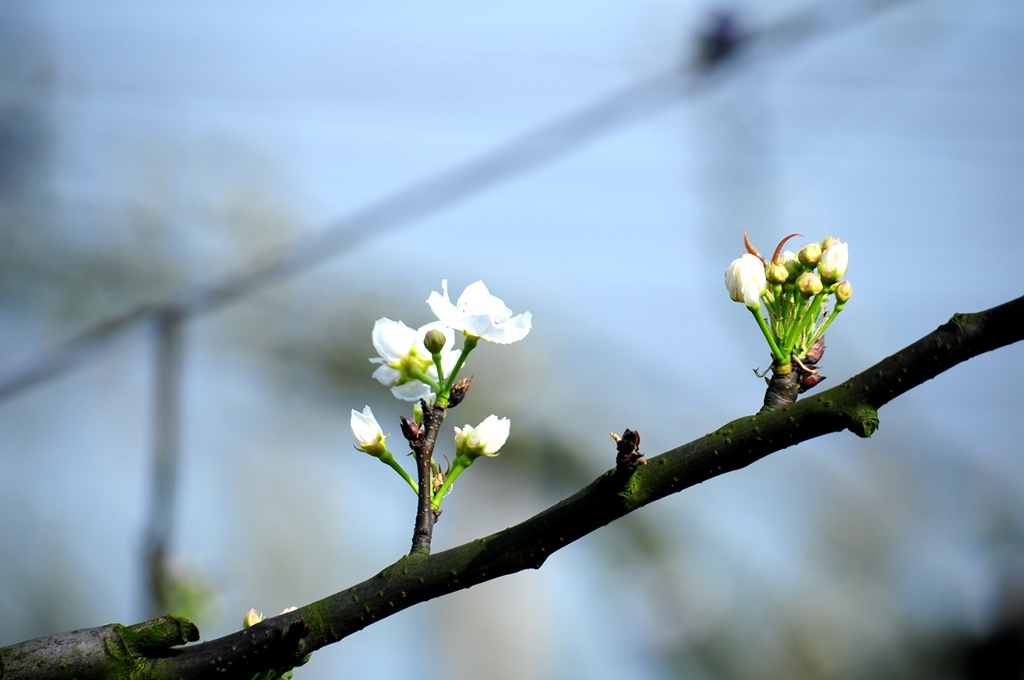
[348,281,528,511]
[725,233,852,376]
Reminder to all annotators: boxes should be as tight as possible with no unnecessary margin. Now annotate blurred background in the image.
[2,0,1023,678]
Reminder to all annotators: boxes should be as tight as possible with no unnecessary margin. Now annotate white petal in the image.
[469,415,510,456]
[460,313,500,339]
[459,282,514,322]
[489,312,532,344]
[372,364,402,386]
[427,281,464,329]
[372,318,417,363]
[455,281,493,311]
[725,254,766,306]
[350,406,383,447]
[742,282,763,309]
[391,381,434,402]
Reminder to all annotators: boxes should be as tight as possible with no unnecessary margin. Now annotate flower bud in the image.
[350,406,388,457]
[724,253,767,309]
[804,336,826,365]
[766,262,788,284]
[798,243,822,267]
[778,250,801,279]
[835,279,852,304]
[279,606,298,615]
[796,271,823,297]
[447,376,473,408]
[400,414,421,441]
[243,609,264,628]
[423,328,447,354]
[454,415,511,459]
[818,241,849,284]
[820,235,839,250]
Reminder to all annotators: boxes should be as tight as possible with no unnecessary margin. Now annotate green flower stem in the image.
[772,284,784,324]
[443,335,479,394]
[378,450,419,495]
[407,368,441,394]
[431,352,446,386]
[749,306,786,366]
[781,296,812,354]
[810,302,845,347]
[781,284,797,339]
[431,456,474,510]
[794,293,827,355]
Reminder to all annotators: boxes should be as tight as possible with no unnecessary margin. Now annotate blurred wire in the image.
[0,0,909,404]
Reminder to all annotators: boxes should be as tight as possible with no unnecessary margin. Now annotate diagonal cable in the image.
[0,0,910,404]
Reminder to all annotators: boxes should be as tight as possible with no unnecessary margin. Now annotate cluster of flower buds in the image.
[725,233,851,379]
[348,281,528,511]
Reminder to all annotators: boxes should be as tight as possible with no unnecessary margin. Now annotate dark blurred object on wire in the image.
[696,8,744,68]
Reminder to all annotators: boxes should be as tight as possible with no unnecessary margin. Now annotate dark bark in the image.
[761,368,799,411]
[409,403,445,555]
[3,295,1023,680]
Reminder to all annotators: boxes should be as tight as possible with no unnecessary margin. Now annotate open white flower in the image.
[724,254,767,309]
[427,280,531,344]
[350,406,387,456]
[818,241,849,284]
[370,318,458,401]
[454,414,511,459]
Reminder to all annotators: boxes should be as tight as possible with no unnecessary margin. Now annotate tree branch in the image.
[4,295,1022,680]
[410,403,445,555]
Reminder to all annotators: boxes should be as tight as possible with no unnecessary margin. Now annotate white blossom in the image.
[427,280,531,344]
[370,318,457,401]
[350,405,387,456]
[724,253,767,308]
[454,415,511,459]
